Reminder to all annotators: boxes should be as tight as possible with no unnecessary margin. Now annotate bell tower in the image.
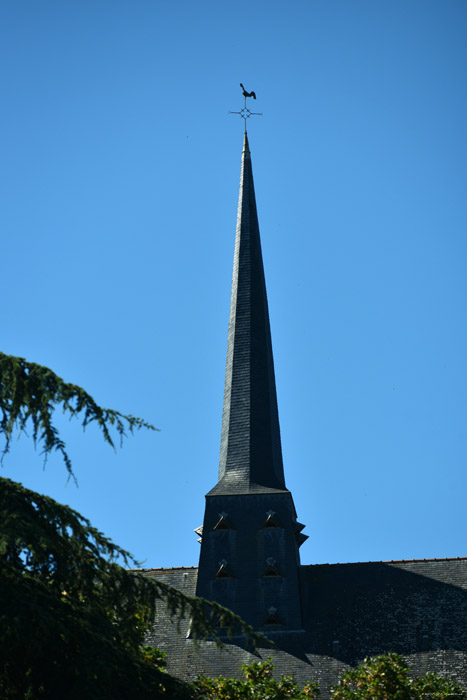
[195,133,307,630]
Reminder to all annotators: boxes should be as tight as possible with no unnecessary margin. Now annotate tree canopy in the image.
[192,658,319,700]
[331,653,465,700]
[189,654,466,700]
[0,476,262,699]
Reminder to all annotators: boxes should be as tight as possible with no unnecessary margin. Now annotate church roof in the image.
[142,558,467,697]
[209,133,288,496]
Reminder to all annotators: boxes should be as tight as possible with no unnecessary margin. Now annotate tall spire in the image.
[210,132,287,495]
[195,133,306,630]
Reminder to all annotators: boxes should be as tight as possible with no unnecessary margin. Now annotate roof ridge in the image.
[128,566,198,572]
[304,557,467,567]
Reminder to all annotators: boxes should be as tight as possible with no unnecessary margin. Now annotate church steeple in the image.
[195,133,306,631]
[211,132,286,495]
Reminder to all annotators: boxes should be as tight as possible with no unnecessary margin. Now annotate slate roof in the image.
[143,558,467,697]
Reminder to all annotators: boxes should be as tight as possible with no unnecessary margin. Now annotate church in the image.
[141,130,467,696]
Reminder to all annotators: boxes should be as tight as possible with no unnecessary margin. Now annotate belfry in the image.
[195,132,307,629]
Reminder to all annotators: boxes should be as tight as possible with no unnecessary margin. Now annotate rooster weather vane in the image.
[229,83,262,131]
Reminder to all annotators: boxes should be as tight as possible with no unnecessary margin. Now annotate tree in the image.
[0,351,156,482]
[331,653,466,700]
[191,658,319,700]
[0,353,260,699]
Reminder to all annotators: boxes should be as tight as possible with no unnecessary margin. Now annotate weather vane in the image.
[229,83,262,130]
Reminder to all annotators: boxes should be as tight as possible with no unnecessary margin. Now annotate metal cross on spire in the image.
[229,83,262,131]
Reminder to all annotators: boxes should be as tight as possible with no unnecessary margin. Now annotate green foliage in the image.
[192,658,319,699]
[191,655,466,700]
[0,477,261,699]
[331,653,466,700]
[0,351,156,481]
[412,672,466,700]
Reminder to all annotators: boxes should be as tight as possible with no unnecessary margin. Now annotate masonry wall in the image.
[142,558,467,698]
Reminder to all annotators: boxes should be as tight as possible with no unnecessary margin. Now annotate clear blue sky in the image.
[1,1,466,568]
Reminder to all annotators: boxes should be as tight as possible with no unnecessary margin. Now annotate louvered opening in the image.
[263,609,282,626]
[213,515,233,530]
[215,564,233,579]
[262,514,280,528]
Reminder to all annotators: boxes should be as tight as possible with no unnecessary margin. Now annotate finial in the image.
[229,83,263,132]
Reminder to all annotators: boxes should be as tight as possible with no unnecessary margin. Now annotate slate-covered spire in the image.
[196,133,306,630]
[210,132,287,495]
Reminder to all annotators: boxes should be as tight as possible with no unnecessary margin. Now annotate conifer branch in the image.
[0,478,262,649]
[0,352,157,482]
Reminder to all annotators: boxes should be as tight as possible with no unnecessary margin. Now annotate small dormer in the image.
[213,512,234,530]
[263,557,281,577]
[263,606,282,626]
[261,510,280,528]
[294,521,308,547]
[194,525,203,543]
[214,559,233,579]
